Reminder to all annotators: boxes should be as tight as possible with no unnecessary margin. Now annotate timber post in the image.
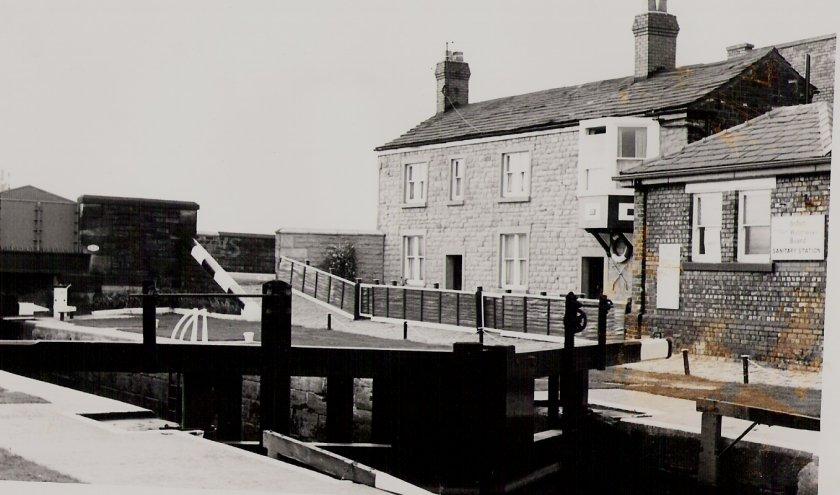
[260,280,292,440]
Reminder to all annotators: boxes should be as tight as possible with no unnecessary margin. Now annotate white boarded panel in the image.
[656,244,680,310]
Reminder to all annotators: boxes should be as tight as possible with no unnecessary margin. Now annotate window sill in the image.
[447,199,465,206]
[682,262,774,273]
[401,202,427,209]
[498,196,530,204]
[405,280,425,288]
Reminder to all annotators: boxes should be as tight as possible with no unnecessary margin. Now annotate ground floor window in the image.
[738,190,771,262]
[500,233,528,290]
[403,235,425,285]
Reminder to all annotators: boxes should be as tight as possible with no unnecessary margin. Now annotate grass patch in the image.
[0,448,78,482]
[78,314,444,350]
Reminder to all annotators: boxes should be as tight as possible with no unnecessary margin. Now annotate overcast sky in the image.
[0,0,836,233]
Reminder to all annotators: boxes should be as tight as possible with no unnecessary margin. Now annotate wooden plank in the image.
[698,411,722,487]
[695,399,820,431]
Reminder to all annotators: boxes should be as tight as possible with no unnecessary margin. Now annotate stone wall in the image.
[376,126,689,302]
[776,34,836,105]
[79,195,199,291]
[276,230,384,282]
[196,231,275,274]
[629,173,829,369]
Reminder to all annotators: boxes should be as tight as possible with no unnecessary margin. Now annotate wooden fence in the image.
[359,282,622,337]
[276,256,359,317]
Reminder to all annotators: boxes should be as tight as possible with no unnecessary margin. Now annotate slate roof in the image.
[377,47,785,151]
[620,102,832,179]
[0,185,75,204]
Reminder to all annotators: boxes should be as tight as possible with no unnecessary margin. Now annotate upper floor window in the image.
[404,162,427,205]
[618,127,647,159]
[450,158,464,201]
[403,235,425,285]
[692,192,722,263]
[501,152,530,199]
[500,232,528,290]
[738,190,771,263]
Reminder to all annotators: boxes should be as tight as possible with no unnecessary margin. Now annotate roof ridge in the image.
[768,33,837,50]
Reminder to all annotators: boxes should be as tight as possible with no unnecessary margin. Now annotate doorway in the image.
[445,255,463,290]
[581,257,604,299]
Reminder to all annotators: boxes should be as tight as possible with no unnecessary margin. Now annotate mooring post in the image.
[403,320,408,340]
[682,349,691,376]
[742,355,750,384]
[260,280,292,440]
[597,295,611,371]
[475,286,484,345]
[327,313,332,330]
[142,280,157,355]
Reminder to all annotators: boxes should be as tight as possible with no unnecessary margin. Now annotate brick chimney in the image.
[726,43,755,58]
[633,0,680,79]
[436,50,470,113]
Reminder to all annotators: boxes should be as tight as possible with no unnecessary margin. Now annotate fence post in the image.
[301,263,307,293]
[475,286,484,345]
[313,271,319,300]
[543,292,551,336]
[523,295,528,333]
[142,280,157,355]
[682,349,691,376]
[742,355,750,384]
[353,279,362,320]
[260,280,292,440]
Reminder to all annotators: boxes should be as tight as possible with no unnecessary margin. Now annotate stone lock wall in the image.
[629,173,829,369]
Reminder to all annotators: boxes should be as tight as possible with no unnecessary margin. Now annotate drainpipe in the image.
[636,184,649,335]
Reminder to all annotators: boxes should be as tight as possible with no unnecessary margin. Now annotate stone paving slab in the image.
[0,372,384,494]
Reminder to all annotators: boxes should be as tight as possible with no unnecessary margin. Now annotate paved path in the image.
[621,354,821,390]
[0,371,383,494]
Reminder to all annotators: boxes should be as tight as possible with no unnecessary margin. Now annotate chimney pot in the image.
[726,43,755,59]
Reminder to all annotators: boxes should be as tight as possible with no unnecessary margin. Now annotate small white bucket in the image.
[243,331,255,343]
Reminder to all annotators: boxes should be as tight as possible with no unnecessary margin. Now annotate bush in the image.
[320,243,357,280]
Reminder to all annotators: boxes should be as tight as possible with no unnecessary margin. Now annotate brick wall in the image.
[196,232,275,274]
[79,196,199,291]
[276,230,384,283]
[630,173,829,369]
[776,35,836,105]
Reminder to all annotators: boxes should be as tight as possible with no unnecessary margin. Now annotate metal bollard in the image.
[682,349,690,376]
[741,355,749,384]
[403,321,408,340]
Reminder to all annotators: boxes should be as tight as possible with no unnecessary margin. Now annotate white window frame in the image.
[500,151,531,201]
[402,233,426,286]
[617,127,648,159]
[449,158,465,202]
[737,190,772,263]
[499,230,529,290]
[692,192,722,263]
[403,162,427,206]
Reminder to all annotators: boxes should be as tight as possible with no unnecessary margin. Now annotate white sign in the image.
[771,214,826,261]
[656,244,680,310]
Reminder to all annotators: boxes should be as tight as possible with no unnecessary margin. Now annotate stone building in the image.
[375,2,814,306]
[617,103,832,369]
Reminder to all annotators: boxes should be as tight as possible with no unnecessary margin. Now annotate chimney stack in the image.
[436,50,470,114]
[633,0,679,79]
[726,43,755,59]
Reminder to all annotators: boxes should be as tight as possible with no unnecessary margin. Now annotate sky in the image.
[0,0,836,234]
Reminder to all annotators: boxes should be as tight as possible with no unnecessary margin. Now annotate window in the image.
[403,235,425,285]
[501,152,530,199]
[404,163,427,205]
[692,193,722,262]
[587,126,607,135]
[450,158,464,201]
[618,127,647,159]
[738,190,771,262]
[500,233,528,289]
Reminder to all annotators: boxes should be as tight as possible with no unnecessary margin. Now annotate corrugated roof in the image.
[620,102,832,178]
[0,185,75,204]
[376,47,781,151]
